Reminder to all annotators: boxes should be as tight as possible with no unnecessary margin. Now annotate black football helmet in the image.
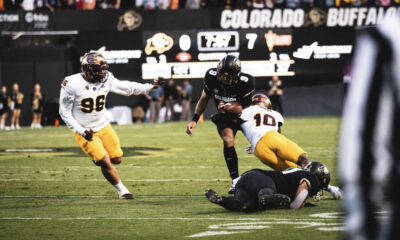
[307,162,331,189]
[217,55,241,85]
[251,94,272,109]
[81,52,109,83]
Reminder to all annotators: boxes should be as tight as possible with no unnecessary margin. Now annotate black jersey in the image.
[203,68,255,108]
[241,169,323,199]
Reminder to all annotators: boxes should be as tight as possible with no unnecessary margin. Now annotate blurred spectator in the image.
[231,0,251,8]
[3,0,23,10]
[339,15,400,240]
[158,0,169,8]
[200,0,225,7]
[30,83,44,128]
[9,83,23,130]
[120,0,134,9]
[252,0,264,8]
[179,79,192,121]
[163,78,178,122]
[0,0,4,10]
[0,86,8,130]
[57,0,76,8]
[286,0,300,7]
[184,0,200,8]
[132,95,149,123]
[22,0,35,10]
[147,85,163,123]
[268,75,284,114]
[107,0,120,9]
[81,0,96,9]
[44,0,57,11]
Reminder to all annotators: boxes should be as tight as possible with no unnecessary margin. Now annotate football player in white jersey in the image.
[226,93,343,199]
[59,52,163,199]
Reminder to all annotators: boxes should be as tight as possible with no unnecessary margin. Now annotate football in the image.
[223,101,243,115]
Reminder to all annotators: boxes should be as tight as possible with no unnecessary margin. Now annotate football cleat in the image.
[259,193,291,209]
[120,193,134,200]
[205,189,223,204]
[327,185,343,200]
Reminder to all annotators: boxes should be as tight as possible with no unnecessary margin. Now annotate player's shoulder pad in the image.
[238,73,255,85]
[62,73,84,90]
[204,68,218,90]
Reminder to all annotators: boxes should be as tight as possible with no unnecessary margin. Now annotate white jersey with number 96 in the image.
[240,105,284,152]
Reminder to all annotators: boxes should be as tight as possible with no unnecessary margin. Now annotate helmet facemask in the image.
[81,52,109,83]
[217,55,241,86]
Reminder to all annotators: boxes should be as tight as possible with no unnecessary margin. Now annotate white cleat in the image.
[327,185,343,200]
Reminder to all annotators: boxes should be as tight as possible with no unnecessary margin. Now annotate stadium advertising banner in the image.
[1,7,399,85]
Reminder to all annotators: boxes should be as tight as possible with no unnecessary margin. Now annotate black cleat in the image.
[120,193,134,200]
[259,193,291,209]
[205,189,223,204]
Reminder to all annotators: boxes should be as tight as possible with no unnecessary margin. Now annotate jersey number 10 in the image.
[254,113,276,127]
[81,95,105,113]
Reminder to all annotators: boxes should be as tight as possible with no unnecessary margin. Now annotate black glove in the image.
[152,77,166,88]
[83,129,94,141]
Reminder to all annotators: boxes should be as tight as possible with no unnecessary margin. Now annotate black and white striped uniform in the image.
[339,16,400,240]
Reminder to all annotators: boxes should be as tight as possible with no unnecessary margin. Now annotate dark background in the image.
[0,9,354,125]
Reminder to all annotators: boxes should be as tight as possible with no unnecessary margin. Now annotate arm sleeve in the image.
[59,87,85,135]
[110,78,154,96]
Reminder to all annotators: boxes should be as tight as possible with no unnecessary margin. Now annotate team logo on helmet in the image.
[81,52,109,83]
[251,93,271,109]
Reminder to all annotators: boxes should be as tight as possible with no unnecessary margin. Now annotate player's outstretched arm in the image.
[186,90,210,136]
[290,181,309,209]
[110,76,164,96]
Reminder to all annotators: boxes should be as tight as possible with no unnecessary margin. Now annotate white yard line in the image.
[0,217,337,222]
[0,195,204,199]
[0,178,231,182]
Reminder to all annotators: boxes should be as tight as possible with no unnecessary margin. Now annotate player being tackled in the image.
[221,93,343,200]
[59,52,164,199]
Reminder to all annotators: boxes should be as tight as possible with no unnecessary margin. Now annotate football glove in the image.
[83,129,94,141]
[244,145,253,154]
[152,77,165,88]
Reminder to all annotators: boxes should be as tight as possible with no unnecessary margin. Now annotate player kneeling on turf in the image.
[59,52,164,199]
[205,162,330,212]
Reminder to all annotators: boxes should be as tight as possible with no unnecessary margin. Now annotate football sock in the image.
[224,146,239,179]
[113,181,130,196]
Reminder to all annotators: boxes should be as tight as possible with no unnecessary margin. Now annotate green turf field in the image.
[0,118,342,240]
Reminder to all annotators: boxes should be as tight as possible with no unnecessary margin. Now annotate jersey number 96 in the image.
[81,95,105,113]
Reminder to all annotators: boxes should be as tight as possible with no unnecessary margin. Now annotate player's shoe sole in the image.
[205,189,223,204]
[259,193,291,209]
[120,193,134,200]
[328,186,343,200]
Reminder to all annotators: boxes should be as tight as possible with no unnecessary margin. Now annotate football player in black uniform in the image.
[186,55,255,192]
[205,162,330,212]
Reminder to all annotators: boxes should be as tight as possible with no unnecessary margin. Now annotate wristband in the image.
[192,114,200,123]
